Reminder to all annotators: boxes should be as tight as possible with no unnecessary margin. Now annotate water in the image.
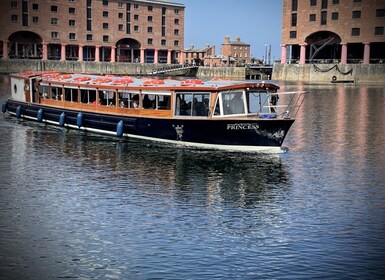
[1,75,385,279]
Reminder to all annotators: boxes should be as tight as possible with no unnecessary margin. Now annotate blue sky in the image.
[178,0,283,61]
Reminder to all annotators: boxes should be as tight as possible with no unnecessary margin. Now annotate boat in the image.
[1,71,307,153]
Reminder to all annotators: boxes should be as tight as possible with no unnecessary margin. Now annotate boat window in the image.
[247,90,277,114]
[142,93,171,110]
[50,86,63,100]
[221,91,245,115]
[39,85,49,99]
[80,89,97,104]
[99,90,115,106]
[118,91,139,108]
[64,87,78,102]
[175,92,210,116]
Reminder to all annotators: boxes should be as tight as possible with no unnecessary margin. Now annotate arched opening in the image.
[8,31,42,59]
[116,38,141,63]
[305,31,341,63]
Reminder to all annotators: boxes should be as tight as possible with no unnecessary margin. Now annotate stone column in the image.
[167,49,172,64]
[42,42,48,60]
[140,48,145,64]
[60,44,66,61]
[111,46,116,62]
[280,44,287,64]
[78,44,83,62]
[2,40,9,59]
[299,43,307,64]
[95,45,100,62]
[363,42,370,64]
[179,51,184,64]
[154,49,158,64]
[340,43,347,64]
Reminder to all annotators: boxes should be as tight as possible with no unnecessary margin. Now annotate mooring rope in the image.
[313,64,353,75]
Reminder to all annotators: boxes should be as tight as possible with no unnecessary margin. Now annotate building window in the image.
[134,4,139,9]
[103,11,108,17]
[148,16,153,22]
[352,10,361,18]
[310,0,317,6]
[102,0,108,6]
[290,31,297,38]
[69,7,76,14]
[69,33,76,40]
[32,3,39,10]
[87,34,93,41]
[134,14,139,20]
[118,13,123,19]
[69,19,75,26]
[351,28,360,36]
[321,0,327,9]
[148,27,153,33]
[134,25,139,32]
[376,9,385,17]
[87,19,91,31]
[33,16,39,23]
[292,0,298,11]
[11,15,18,22]
[161,39,166,46]
[332,0,339,4]
[175,18,179,25]
[321,11,327,24]
[51,5,58,12]
[118,24,123,30]
[148,5,153,11]
[291,13,297,26]
[353,0,361,2]
[309,14,316,21]
[174,8,179,14]
[118,2,123,8]
[11,1,18,8]
[51,18,58,25]
[148,38,153,45]
[331,12,339,20]
[103,35,109,42]
[162,26,166,36]
[51,32,58,39]
[174,29,179,35]
[174,40,179,46]
[103,23,108,29]
[375,26,384,35]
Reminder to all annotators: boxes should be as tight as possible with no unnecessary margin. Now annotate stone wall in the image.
[196,66,246,80]
[273,64,385,84]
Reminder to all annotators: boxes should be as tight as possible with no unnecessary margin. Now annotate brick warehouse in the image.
[0,0,185,64]
[281,0,385,64]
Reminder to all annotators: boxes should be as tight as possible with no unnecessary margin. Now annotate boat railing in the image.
[261,91,307,119]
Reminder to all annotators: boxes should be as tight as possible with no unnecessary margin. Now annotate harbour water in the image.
[1,75,385,279]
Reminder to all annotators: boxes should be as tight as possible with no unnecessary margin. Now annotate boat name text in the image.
[227,123,259,130]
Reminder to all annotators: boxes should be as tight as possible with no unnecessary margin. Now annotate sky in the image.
[178,0,283,61]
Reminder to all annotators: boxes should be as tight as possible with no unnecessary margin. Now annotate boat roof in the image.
[12,71,280,91]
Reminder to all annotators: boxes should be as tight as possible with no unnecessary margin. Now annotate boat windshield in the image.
[213,89,276,117]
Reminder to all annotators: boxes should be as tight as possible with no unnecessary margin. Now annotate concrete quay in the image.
[0,59,384,84]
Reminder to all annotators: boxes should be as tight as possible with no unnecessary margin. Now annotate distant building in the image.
[281,0,385,64]
[221,36,251,65]
[184,44,215,65]
[0,0,185,64]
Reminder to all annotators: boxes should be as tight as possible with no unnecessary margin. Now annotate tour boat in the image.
[2,71,306,153]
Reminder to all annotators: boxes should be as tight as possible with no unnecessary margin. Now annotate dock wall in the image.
[273,64,385,84]
[1,60,384,84]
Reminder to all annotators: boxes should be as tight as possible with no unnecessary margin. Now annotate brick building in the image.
[281,0,385,64]
[221,36,251,64]
[0,0,185,64]
[184,44,215,65]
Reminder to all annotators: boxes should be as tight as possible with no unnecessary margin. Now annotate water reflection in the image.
[6,120,291,209]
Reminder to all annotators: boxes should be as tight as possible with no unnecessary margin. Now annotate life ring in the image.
[73,76,91,82]
[180,79,204,86]
[92,77,112,84]
[143,79,165,86]
[59,74,72,80]
[112,78,134,85]
[332,76,337,81]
